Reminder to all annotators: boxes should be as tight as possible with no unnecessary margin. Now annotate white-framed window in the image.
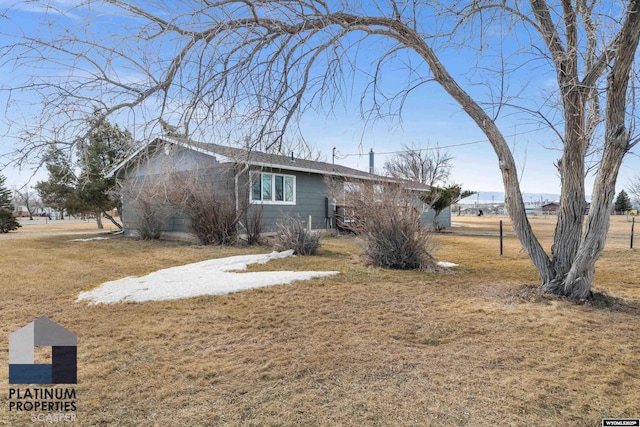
[343,182,384,202]
[373,184,383,202]
[343,182,361,193]
[251,172,296,204]
[342,182,360,205]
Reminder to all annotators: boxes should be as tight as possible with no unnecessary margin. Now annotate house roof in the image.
[110,136,431,191]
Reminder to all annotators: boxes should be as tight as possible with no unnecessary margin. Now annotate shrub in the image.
[130,187,168,240]
[242,205,263,245]
[0,208,21,233]
[136,207,165,240]
[276,216,321,255]
[362,216,435,270]
[123,179,171,240]
[169,174,239,245]
[183,192,238,245]
[344,182,436,270]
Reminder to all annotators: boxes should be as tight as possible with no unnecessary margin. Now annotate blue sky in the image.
[0,0,638,196]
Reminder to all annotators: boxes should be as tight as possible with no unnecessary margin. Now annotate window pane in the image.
[262,174,272,201]
[285,176,294,202]
[275,175,284,201]
[344,182,360,193]
[252,174,262,201]
[373,184,383,202]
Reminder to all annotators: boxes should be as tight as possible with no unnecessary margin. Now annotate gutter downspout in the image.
[235,162,250,214]
[235,163,251,243]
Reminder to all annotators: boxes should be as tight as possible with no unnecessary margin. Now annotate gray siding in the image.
[119,145,451,237]
[420,206,451,228]
[242,167,332,232]
[122,145,217,178]
[119,145,234,236]
[241,168,451,232]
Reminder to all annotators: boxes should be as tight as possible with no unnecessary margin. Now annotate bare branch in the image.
[383,142,453,187]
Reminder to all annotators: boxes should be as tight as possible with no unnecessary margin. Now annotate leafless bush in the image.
[128,183,169,240]
[276,216,321,255]
[169,173,240,245]
[133,196,166,240]
[344,183,436,270]
[241,204,263,246]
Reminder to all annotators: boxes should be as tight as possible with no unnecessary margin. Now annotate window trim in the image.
[250,171,296,205]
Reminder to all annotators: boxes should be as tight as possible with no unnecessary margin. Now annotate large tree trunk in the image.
[554,132,628,298]
[541,90,588,296]
[550,94,587,271]
[417,21,634,299]
[556,68,637,298]
[531,0,640,299]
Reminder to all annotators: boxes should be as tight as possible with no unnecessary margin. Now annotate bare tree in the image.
[383,143,463,231]
[2,0,640,298]
[383,143,453,187]
[628,176,640,207]
[13,187,40,221]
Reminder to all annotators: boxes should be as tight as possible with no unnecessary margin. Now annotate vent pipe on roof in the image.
[291,151,294,161]
[369,149,374,174]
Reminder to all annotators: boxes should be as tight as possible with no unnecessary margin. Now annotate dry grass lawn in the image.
[6,217,120,238]
[1,216,640,426]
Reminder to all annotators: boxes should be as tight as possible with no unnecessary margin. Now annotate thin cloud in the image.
[0,0,84,21]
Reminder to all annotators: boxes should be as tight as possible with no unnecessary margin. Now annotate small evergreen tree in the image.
[0,174,20,233]
[614,189,632,213]
[76,111,134,228]
[0,208,21,233]
[0,174,12,210]
[35,148,78,219]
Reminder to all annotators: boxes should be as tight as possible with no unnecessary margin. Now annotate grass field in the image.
[1,215,639,426]
[4,217,120,238]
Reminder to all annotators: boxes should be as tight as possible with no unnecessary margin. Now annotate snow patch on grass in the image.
[70,237,110,242]
[77,250,339,304]
[437,261,459,268]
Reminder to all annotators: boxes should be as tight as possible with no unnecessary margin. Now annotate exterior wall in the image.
[420,206,451,228]
[119,145,451,237]
[332,184,451,230]
[242,169,451,232]
[121,144,218,178]
[119,145,234,236]
[242,167,333,232]
[121,177,193,235]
